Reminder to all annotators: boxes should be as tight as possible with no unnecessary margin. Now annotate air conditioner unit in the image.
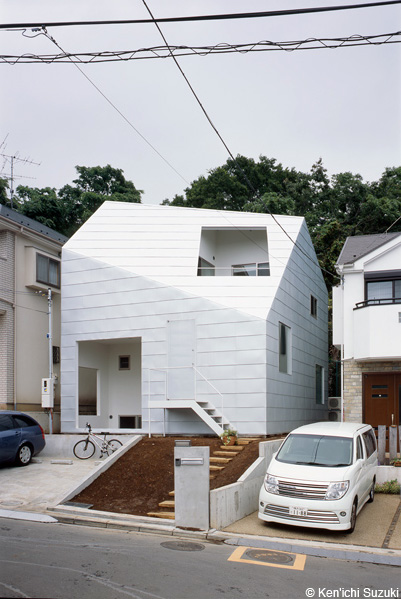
[328,397,341,410]
[328,410,341,422]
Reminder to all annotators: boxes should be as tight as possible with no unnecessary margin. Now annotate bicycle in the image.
[73,423,123,459]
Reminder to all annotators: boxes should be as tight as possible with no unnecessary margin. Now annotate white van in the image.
[258,422,377,533]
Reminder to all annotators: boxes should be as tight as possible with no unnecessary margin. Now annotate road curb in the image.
[45,505,401,566]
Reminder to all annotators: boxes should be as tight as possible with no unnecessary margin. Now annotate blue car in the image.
[0,411,46,466]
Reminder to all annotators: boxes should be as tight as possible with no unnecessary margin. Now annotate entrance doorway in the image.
[363,373,401,430]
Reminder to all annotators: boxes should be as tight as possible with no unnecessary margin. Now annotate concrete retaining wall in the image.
[376,466,401,485]
[56,435,143,505]
[210,439,282,529]
[40,434,136,458]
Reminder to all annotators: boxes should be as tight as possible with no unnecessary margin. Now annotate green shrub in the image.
[375,479,401,494]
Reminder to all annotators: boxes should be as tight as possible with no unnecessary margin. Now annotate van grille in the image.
[277,477,329,500]
[264,504,339,524]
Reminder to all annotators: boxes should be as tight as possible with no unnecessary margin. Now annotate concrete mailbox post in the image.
[174,443,210,531]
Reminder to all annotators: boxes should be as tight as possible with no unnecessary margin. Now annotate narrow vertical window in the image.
[316,364,324,404]
[310,295,318,318]
[279,322,291,374]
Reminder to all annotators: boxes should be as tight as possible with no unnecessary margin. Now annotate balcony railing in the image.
[354,297,401,310]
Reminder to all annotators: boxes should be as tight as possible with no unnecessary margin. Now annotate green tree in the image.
[15,186,67,232]
[14,165,142,237]
[0,177,9,206]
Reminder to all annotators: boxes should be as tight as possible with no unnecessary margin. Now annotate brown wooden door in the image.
[363,373,401,428]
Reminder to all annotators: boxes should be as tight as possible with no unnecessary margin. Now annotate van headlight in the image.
[325,481,349,500]
[264,474,279,495]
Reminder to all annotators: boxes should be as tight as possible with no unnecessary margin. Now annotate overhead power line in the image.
[2,31,400,64]
[1,1,401,30]
[40,29,188,186]
[140,1,338,281]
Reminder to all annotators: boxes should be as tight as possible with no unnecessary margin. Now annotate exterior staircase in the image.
[147,438,260,520]
[150,398,231,436]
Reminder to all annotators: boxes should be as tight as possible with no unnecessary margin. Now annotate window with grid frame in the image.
[36,253,60,288]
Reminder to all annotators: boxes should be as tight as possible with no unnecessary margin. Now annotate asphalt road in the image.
[0,519,400,599]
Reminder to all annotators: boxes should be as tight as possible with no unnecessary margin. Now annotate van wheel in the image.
[367,480,375,503]
[346,500,357,534]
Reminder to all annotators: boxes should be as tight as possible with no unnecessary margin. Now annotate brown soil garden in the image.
[72,436,264,517]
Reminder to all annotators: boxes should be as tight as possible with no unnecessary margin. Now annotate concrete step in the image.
[210,457,232,464]
[220,445,244,451]
[158,500,175,509]
[147,511,175,520]
[210,465,225,471]
[168,491,175,497]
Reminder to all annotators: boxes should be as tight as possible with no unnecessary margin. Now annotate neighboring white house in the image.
[332,232,401,429]
[60,202,328,436]
[0,204,67,431]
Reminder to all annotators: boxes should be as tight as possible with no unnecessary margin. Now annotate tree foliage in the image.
[10,165,142,237]
[164,155,401,289]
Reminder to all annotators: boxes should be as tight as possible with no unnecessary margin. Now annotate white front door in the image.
[167,320,196,399]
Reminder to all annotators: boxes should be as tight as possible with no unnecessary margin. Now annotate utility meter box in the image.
[41,378,54,408]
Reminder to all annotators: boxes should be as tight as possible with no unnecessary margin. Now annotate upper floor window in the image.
[197,257,215,276]
[355,270,401,309]
[310,295,318,318]
[366,279,401,304]
[232,262,270,277]
[36,253,60,288]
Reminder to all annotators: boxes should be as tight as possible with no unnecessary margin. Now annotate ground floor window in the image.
[315,364,324,404]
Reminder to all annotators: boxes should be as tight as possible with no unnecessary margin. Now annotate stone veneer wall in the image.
[343,359,401,422]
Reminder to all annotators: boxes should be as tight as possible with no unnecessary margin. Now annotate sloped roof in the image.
[0,204,68,244]
[336,232,401,266]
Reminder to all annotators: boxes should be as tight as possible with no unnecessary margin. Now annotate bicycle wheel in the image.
[73,439,96,459]
[105,439,123,456]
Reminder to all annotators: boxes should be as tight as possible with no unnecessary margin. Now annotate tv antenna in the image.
[0,152,41,208]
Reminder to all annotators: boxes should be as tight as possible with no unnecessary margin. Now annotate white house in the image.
[0,204,67,432]
[332,232,401,429]
[60,202,328,436]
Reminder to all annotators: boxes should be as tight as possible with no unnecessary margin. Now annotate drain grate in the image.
[161,541,205,552]
[245,549,295,565]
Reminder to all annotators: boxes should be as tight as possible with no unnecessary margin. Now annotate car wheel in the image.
[16,444,32,466]
[346,500,357,534]
[367,480,375,503]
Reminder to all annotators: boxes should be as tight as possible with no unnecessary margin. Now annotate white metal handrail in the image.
[146,365,226,437]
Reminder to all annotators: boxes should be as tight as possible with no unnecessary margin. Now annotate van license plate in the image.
[289,507,308,517]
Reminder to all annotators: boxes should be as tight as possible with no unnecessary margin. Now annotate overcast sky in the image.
[1,0,400,205]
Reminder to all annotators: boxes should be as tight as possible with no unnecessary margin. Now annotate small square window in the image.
[119,355,130,370]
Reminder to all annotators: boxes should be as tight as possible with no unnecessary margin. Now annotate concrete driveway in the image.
[223,494,401,550]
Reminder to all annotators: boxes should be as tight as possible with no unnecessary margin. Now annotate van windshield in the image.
[276,434,353,467]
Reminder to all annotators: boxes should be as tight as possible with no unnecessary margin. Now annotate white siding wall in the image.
[265,220,328,434]
[61,203,327,435]
[335,239,401,361]
[61,250,268,434]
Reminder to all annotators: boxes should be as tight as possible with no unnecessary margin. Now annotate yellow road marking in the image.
[227,546,307,570]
